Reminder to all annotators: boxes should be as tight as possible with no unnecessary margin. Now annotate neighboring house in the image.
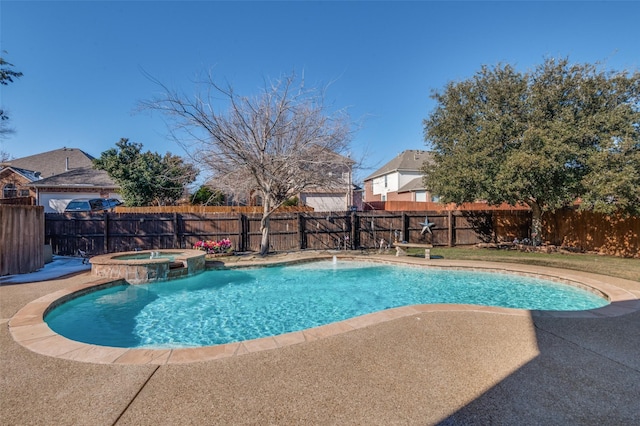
[299,183,362,212]
[31,167,121,212]
[0,147,121,212]
[297,151,359,212]
[363,150,437,203]
[243,173,359,212]
[222,150,359,212]
[0,166,41,199]
[2,147,96,178]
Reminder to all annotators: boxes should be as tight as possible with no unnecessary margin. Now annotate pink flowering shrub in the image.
[193,238,232,254]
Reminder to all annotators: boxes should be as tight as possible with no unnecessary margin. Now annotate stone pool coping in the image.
[8,253,640,365]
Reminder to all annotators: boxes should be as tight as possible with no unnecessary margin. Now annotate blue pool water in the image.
[45,260,608,348]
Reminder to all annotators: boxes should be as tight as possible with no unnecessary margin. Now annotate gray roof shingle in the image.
[365,150,433,180]
[3,147,95,178]
[0,166,42,182]
[31,167,118,189]
[397,177,426,193]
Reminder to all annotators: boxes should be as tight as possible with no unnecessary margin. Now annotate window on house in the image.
[384,175,388,188]
[19,189,30,197]
[3,184,17,198]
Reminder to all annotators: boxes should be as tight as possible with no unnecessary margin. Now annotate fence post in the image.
[239,214,248,252]
[298,213,306,249]
[448,211,454,247]
[490,211,496,243]
[73,214,79,255]
[350,211,358,250]
[401,212,409,242]
[104,213,109,253]
[173,212,179,248]
[237,214,242,252]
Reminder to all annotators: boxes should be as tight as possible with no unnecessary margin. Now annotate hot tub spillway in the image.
[89,249,206,284]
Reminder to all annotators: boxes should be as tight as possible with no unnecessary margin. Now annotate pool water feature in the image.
[45,260,608,349]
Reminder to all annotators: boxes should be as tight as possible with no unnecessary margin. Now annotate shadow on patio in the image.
[437,305,640,425]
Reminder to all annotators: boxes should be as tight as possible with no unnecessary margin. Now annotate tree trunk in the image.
[529,201,543,246]
[259,217,270,256]
[259,199,271,256]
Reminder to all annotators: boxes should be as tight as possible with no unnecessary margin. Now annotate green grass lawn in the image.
[403,246,640,282]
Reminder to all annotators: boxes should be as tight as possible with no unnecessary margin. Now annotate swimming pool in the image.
[44,260,608,349]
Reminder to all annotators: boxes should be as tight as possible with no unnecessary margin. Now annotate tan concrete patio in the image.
[1,253,639,425]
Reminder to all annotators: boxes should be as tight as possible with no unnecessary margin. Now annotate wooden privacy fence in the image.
[365,201,531,212]
[44,210,531,256]
[114,205,314,214]
[0,196,36,206]
[1,205,44,275]
[543,208,639,258]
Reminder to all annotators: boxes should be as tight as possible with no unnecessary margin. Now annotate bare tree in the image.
[145,72,354,255]
[0,149,10,163]
[1,55,23,138]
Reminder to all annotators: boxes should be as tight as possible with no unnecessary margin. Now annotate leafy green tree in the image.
[423,58,640,243]
[94,138,198,206]
[282,196,299,207]
[191,185,224,205]
[1,55,23,138]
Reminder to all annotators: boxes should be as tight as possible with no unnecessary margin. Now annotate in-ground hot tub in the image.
[89,249,206,284]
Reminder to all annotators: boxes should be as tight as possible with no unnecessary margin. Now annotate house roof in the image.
[365,150,433,181]
[30,167,118,189]
[397,177,426,193]
[0,166,42,182]
[2,147,95,179]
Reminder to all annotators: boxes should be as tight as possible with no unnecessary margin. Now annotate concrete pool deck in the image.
[2,251,640,424]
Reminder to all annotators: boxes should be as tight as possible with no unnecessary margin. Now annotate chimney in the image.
[65,157,70,171]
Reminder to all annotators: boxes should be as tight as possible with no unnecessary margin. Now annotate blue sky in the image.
[2,1,639,181]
